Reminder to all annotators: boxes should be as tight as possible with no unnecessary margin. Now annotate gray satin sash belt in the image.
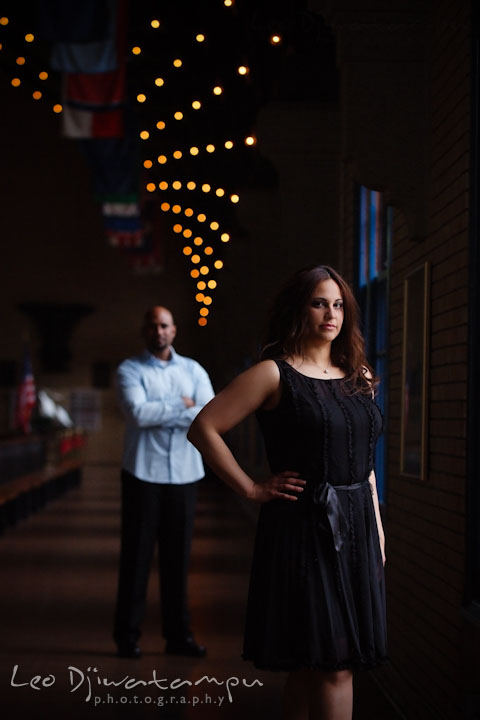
[312,479,370,552]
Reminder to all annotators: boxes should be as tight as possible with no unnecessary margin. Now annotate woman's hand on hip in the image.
[248,471,306,503]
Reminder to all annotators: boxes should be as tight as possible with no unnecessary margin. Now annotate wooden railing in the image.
[0,431,85,535]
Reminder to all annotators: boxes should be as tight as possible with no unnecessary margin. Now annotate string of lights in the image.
[143,175,235,209]
[132,12,263,326]
[0,16,63,110]
[146,178,240,205]
[156,199,232,239]
[1,4,286,327]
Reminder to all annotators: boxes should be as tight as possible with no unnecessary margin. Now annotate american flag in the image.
[15,349,36,434]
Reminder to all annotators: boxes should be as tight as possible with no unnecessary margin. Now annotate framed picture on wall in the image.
[400,261,430,480]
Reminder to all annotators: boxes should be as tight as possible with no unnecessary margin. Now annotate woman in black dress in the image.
[188,265,387,720]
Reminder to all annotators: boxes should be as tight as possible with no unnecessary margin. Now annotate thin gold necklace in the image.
[305,357,331,374]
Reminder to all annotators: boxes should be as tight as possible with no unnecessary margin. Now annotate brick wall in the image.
[337,0,472,717]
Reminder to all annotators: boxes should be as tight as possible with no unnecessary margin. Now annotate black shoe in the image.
[117,643,142,659]
[165,636,207,657]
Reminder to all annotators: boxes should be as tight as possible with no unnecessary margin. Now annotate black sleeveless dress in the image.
[242,359,387,671]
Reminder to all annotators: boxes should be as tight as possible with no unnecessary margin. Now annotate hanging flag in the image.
[65,66,126,108]
[35,0,110,43]
[126,197,164,273]
[76,120,140,194]
[102,201,140,217]
[15,348,36,434]
[107,229,144,248]
[62,105,124,138]
[50,0,118,73]
[51,39,118,74]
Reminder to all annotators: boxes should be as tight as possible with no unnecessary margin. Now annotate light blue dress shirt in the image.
[116,348,215,484]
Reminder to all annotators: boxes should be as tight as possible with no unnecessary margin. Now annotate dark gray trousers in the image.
[113,470,197,646]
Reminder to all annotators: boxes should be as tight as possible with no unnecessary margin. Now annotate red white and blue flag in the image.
[15,349,36,434]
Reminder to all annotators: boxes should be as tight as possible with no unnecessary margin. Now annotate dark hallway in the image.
[0,467,399,719]
[1,0,480,717]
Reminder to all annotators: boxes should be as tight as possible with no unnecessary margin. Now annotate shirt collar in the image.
[143,347,179,367]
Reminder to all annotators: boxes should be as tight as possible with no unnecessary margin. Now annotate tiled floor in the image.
[0,466,400,719]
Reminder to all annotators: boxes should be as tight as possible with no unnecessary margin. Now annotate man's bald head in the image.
[143,305,174,327]
[142,306,177,360]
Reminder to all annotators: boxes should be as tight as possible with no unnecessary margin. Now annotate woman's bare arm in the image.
[187,360,305,502]
[368,470,386,566]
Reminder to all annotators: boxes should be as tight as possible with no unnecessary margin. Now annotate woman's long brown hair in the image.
[260,265,378,394]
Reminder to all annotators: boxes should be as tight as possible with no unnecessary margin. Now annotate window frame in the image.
[354,185,392,504]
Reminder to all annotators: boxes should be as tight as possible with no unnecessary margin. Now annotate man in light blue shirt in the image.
[113,306,214,659]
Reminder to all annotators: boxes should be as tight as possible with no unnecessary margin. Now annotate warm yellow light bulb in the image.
[221,233,230,242]
[172,205,182,214]
[270,34,282,45]
[224,0,233,6]
[53,103,63,113]
[191,254,201,264]
[183,246,192,255]
[200,265,210,275]
[173,58,182,67]
[25,33,34,42]
[194,237,203,246]
[39,71,48,80]
[137,93,146,103]
[173,150,183,159]
[158,155,167,164]
[208,280,217,289]
[155,77,165,87]
[197,214,206,223]
[206,144,215,153]
[190,147,199,156]
[172,180,182,189]
[32,91,42,100]
[237,65,249,75]
[203,297,213,306]
[140,130,150,140]
[161,202,170,211]
[197,281,207,290]
[196,34,205,43]
[183,229,193,238]
[192,100,201,110]
[174,111,183,120]
[144,160,153,169]
[187,181,196,190]
[213,86,223,95]
[204,247,213,256]
[151,19,161,29]
[230,194,240,203]
[16,57,26,65]
[132,46,141,55]
[216,188,225,197]
[159,181,168,190]
[200,308,209,317]
[210,221,219,231]
[146,183,156,192]
[156,120,166,130]
[0,17,9,26]
[224,141,234,149]
[214,260,224,269]
[173,224,183,233]
[196,293,205,302]
[202,184,211,193]
[245,135,256,146]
